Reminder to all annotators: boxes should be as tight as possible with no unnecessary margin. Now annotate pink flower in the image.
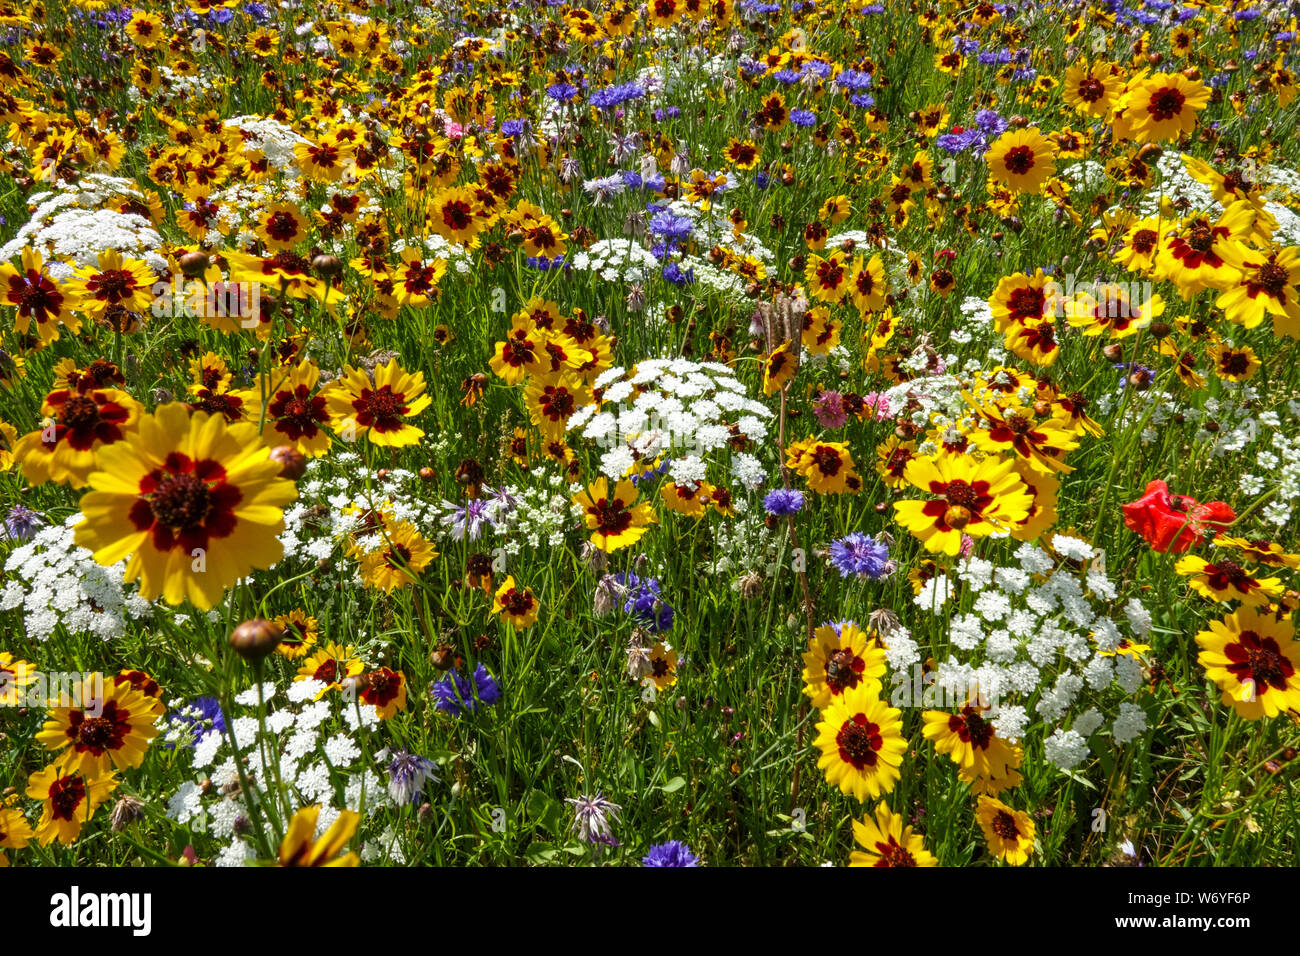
[812,390,848,429]
[861,391,892,421]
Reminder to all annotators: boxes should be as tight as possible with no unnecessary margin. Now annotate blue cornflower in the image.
[648,209,695,244]
[661,261,694,286]
[431,664,502,717]
[937,128,985,154]
[835,69,873,92]
[545,83,581,103]
[589,81,644,109]
[974,109,1009,136]
[790,108,816,126]
[614,572,674,632]
[526,253,568,270]
[500,119,528,138]
[643,840,700,866]
[170,696,226,748]
[827,532,891,579]
[763,488,805,516]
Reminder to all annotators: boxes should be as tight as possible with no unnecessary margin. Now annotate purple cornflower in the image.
[835,69,873,92]
[384,750,438,805]
[431,664,502,717]
[441,497,495,541]
[763,488,804,516]
[3,505,44,541]
[790,109,817,126]
[974,109,1009,136]
[827,532,891,579]
[565,792,621,845]
[643,840,700,866]
[661,261,694,286]
[589,81,643,109]
[937,127,986,155]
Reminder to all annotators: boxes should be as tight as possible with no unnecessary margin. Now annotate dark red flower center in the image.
[48,774,87,821]
[836,713,882,769]
[1002,145,1036,176]
[1147,87,1185,120]
[992,810,1020,839]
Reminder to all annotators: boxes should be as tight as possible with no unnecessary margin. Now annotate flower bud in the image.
[269,445,307,480]
[179,251,210,277]
[943,505,972,530]
[229,618,283,661]
[312,254,343,278]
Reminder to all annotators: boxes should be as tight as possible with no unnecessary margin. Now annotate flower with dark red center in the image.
[74,404,297,608]
[12,386,141,489]
[359,667,407,719]
[325,358,430,447]
[36,675,161,774]
[814,684,906,801]
[1196,609,1300,720]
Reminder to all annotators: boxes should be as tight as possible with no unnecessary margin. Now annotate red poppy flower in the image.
[1121,480,1234,553]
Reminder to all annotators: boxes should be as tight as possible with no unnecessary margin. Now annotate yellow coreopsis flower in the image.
[573,477,657,552]
[923,704,1022,784]
[358,517,437,593]
[985,128,1057,194]
[65,249,156,318]
[1195,610,1300,719]
[73,403,298,609]
[325,358,431,447]
[26,764,118,847]
[278,805,360,866]
[492,575,540,629]
[849,804,939,866]
[976,795,1035,865]
[1121,72,1209,143]
[893,453,1033,555]
[36,675,161,774]
[786,437,861,494]
[801,622,886,710]
[813,683,906,802]
[0,247,82,345]
[11,386,143,488]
